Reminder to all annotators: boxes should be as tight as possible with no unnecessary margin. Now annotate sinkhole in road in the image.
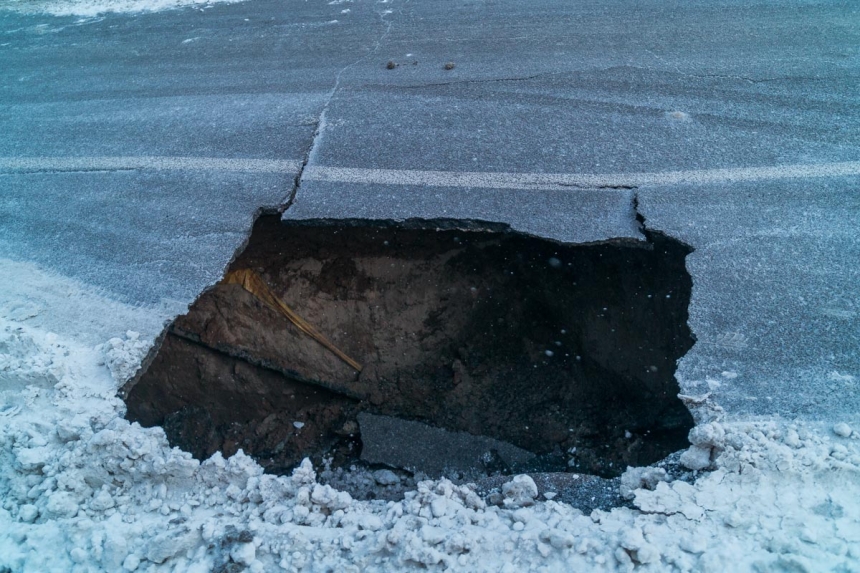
[123,215,695,480]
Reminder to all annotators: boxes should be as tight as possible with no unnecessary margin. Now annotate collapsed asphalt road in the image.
[2,1,860,571]
[123,215,695,479]
[2,0,859,487]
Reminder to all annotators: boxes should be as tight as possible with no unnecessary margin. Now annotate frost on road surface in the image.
[0,0,242,16]
[2,254,860,572]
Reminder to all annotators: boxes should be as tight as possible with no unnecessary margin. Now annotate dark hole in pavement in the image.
[123,215,695,483]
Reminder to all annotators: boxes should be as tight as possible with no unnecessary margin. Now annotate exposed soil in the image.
[124,216,696,478]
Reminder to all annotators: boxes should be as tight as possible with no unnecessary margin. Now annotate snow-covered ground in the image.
[0,0,242,17]
[2,258,860,572]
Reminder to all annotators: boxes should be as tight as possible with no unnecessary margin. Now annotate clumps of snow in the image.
[0,326,62,390]
[290,457,316,486]
[500,474,538,508]
[833,422,855,439]
[619,466,669,500]
[1,0,244,17]
[97,331,149,386]
[3,292,860,571]
[679,422,725,471]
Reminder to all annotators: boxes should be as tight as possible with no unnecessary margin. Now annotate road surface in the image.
[1,0,858,420]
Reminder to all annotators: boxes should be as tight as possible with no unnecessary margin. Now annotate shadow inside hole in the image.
[124,215,695,479]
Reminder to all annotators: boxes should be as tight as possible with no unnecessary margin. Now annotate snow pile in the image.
[98,331,150,385]
[0,0,244,17]
[0,325,62,392]
[1,275,860,571]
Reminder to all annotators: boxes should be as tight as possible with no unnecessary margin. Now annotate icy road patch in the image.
[1,259,860,572]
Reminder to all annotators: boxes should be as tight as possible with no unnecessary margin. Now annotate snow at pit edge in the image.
[1,261,860,572]
[0,0,243,17]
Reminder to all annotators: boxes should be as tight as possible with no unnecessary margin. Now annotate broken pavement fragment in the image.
[221,268,362,372]
[357,412,536,477]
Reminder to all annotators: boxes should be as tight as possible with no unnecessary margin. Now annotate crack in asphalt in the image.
[285,5,399,210]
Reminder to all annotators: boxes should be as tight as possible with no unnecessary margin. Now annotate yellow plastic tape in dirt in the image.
[221,269,363,372]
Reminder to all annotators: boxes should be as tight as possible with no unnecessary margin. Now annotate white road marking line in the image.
[303,162,860,190]
[2,157,859,189]
[0,156,302,173]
